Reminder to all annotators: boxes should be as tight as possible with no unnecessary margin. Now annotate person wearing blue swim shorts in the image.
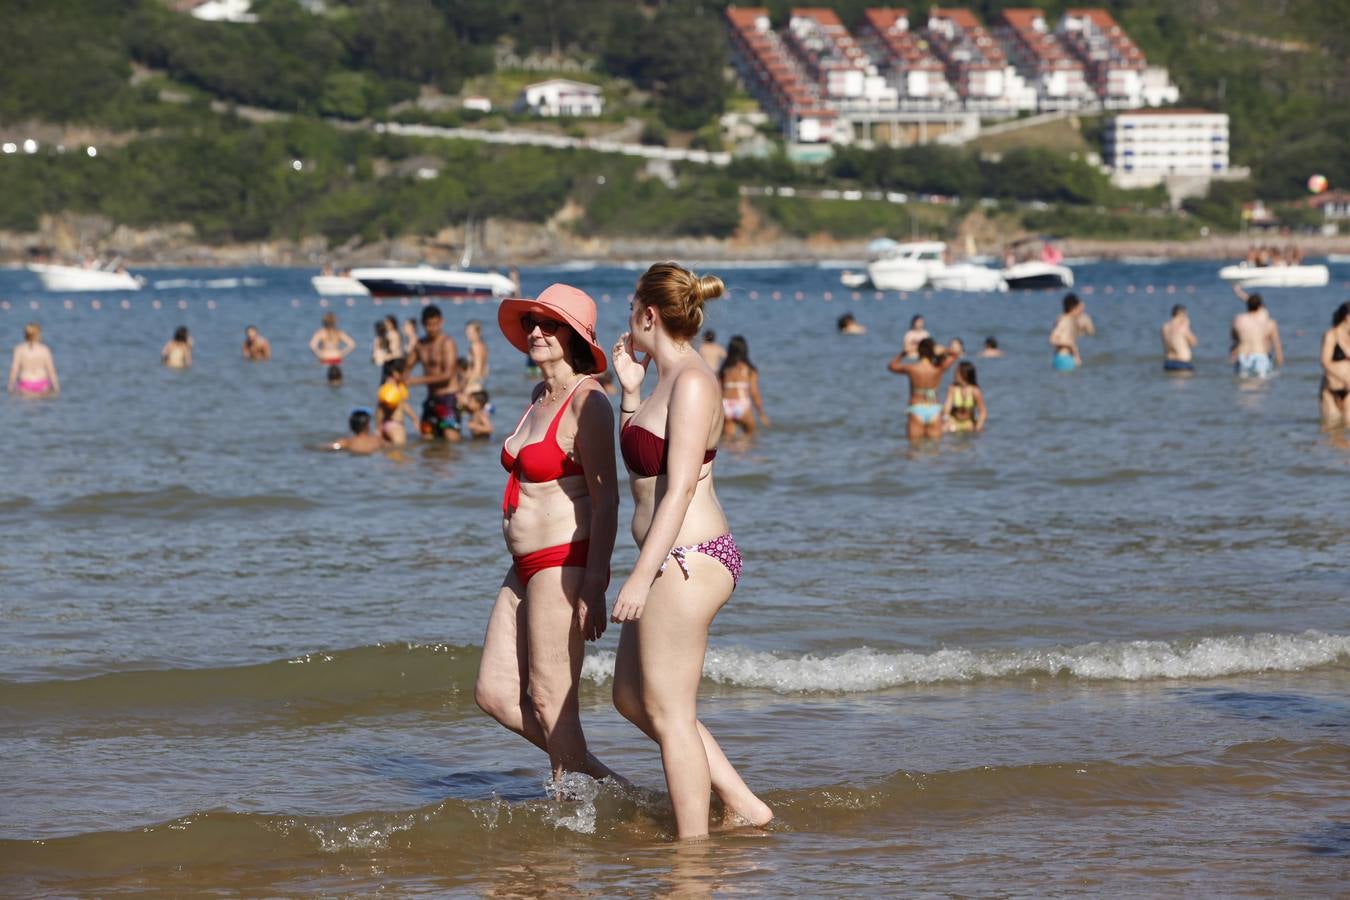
[1049,293,1085,371]
[890,337,959,441]
[1230,294,1282,379]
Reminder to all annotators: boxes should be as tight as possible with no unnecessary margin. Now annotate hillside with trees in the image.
[0,0,1345,253]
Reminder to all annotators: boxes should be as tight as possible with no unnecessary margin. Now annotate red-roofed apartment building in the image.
[1058,8,1177,108]
[855,9,953,110]
[993,8,1090,111]
[925,8,1034,113]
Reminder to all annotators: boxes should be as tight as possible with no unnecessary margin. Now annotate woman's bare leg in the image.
[616,557,771,838]
[475,568,615,779]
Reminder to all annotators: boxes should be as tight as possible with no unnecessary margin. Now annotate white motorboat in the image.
[929,262,1007,293]
[311,274,371,296]
[349,265,517,299]
[839,270,871,289]
[1218,263,1330,288]
[28,262,144,291]
[866,240,947,292]
[1001,260,1074,290]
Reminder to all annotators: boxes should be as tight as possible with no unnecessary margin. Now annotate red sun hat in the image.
[498,283,607,374]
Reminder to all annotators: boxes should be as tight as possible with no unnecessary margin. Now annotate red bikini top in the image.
[501,379,590,514]
[620,420,716,478]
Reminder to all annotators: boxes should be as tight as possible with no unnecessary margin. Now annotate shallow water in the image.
[1,261,1348,894]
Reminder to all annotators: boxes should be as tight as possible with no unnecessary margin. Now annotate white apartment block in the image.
[1104,109,1229,186]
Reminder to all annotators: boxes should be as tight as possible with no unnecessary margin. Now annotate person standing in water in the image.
[404,305,462,440]
[1161,305,1198,373]
[902,315,930,359]
[943,360,987,433]
[718,335,770,436]
[162,326,193,369]
[464,319,490,393]
[610,262,772,840]
[1231,294,1283,379]
[475,283,620,785]
[1318,301,1350,427]
[698,330,726,369]
[978,336,1003,358]
[242,325,271,361]
[309,312,356,375]
[889,337,958,440]
[1049,294,1085,371]
[8,322,59,397]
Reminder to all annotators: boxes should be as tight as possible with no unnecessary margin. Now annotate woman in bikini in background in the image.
[718,334,770,436]
[889,337,958,441]
[7,322,59,397]
[1320,301,1350,428]
[473,284,621,784]
[610,262,773,840]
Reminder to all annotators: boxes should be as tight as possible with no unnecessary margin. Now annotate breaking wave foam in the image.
[582,631,1350,693]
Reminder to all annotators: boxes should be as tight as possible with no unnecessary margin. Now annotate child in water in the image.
[333,408,381,454]
[162,326,192,369]
[376,359,419,446]
[461,389,494,439]
[943,360,987,433]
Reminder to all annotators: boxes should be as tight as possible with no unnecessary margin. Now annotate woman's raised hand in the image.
[611,332,649,394]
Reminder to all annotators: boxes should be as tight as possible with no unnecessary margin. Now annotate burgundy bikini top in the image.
[620,421,715,477]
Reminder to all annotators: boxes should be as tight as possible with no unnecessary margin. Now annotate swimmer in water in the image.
[902,315,930,359]
[1161,305,1198,373]
[309,311,356,375]
[889,337,958,441]
[8,322,59,397]
[162,326,193,369]
[333,407,381,454]
[1230,294,1282,379]
[698,329,726,369]
[947,336,966,358]
[376,359,419,446]
[978,336,1003,358]
[719,335,770,436]
[1318,301,1350,427]
[837,313,866,335]
[1049,294,1084,371]
[242,325,271,361]
[464,319,489,393]
[462,389,494,438]
[943,360,987,433]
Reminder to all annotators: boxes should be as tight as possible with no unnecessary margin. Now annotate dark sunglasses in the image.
[520,314,564,336]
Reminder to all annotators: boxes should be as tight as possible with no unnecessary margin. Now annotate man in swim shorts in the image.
[1230,294,1282,378]
[405,305,462,440]
[1161,305,1197,373]
[1049,294,1084,371]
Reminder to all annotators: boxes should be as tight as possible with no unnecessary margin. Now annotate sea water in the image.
[1,261,1347,894]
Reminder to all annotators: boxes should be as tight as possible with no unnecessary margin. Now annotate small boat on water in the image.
[1001,260,1074,290]
[866,240,946,292]
[1324,253,1350,264]
[1218,263,1329,289]
[311,274,370,296]
[929,262,1007,293]
[28,262,145,292]
[348,265,517,299]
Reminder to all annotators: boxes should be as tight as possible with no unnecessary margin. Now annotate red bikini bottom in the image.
[513,539,608,588]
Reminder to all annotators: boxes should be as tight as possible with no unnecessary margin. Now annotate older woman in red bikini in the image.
[473,284,621,783]
[610,262,773,840]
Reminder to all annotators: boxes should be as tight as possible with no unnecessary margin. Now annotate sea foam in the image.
[581,631,1350,693]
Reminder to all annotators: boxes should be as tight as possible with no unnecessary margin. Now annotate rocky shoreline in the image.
[4,213,1348,269]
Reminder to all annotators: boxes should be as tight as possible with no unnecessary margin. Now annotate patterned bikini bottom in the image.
[659,532,742,588]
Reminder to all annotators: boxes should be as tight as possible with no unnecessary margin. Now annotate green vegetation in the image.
[0,0,1344,247]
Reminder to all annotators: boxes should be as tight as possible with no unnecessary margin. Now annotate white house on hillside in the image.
[513,79,604,117]
[174,0,258,23]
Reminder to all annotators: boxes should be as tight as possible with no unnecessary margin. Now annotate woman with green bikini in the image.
[888,337,958,441]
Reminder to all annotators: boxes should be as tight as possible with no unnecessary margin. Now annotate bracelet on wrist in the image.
[620,406,637,414]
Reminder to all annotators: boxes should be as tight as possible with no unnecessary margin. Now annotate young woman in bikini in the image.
[718,334,770,436]
[7,322,59,397]
[474,284,621,783]
[1319,302,1350,428]
[610,262,773,840]
[943,360,987,433]
[889,337,958,441]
